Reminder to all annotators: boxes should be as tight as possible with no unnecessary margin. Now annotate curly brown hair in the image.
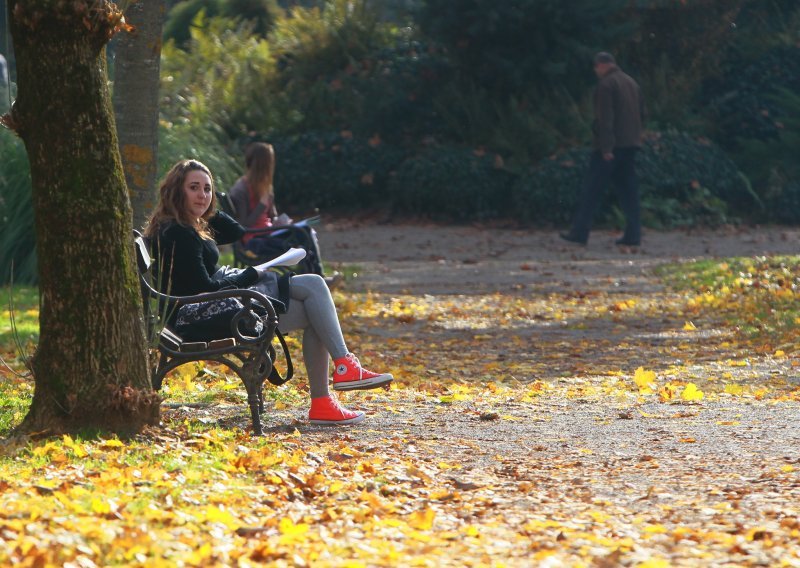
[144,159,217,240]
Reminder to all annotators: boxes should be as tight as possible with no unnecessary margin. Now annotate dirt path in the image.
[306,223,800,565]
[319,223,800,295]
[171,224,800,566]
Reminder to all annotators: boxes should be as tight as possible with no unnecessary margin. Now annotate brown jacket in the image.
[592,66,644,153]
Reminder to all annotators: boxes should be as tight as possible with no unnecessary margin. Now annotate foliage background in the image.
[2,0,800,282]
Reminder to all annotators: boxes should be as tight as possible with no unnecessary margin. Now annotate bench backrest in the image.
[215,191,238,218]
[134,233,153,276]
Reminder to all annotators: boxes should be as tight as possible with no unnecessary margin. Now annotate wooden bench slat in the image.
[160,328,182,351]
[180,341,209,353]
[208,338,236,349]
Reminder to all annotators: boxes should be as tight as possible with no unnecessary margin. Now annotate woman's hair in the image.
[144,159,217,239]
[244,142,275,200]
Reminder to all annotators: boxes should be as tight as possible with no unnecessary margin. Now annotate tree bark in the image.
[8,0,160,435]
[113,0,165,231]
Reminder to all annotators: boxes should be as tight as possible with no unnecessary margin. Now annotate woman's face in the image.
[182,169,213,219]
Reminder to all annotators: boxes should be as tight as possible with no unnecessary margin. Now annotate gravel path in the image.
[200,222,800,566]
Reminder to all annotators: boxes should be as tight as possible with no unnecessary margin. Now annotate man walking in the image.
[561,52,645,246]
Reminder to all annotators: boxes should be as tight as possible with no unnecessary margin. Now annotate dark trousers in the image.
[569,147,640,243]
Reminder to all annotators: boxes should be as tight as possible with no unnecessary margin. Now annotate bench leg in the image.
[248,392,263,436]
[152,352,169,391]
[242,365,264,436]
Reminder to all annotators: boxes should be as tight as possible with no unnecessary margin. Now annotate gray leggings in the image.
[277,274,348,398]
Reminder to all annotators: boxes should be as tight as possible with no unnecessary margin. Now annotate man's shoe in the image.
[559,232,587,246]
[332,353,393,391]
[615,238,640,246]
[308,394,365,425]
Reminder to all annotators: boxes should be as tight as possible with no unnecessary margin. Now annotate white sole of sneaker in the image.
[332,373,394,391]
[309,412,366,426]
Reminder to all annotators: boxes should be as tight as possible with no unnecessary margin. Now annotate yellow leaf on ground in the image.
[62,434,88,458]
[205,505,238,529]
[637,558,670,568]
[683,321,697,331]
[681,383,704,401]
[634,367,656,394]
[279,517,310,538]
[724,384,744,396]
[409,507,435,530]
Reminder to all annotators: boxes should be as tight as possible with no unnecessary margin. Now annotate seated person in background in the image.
[144,159,393,425]
[229,142,328,277]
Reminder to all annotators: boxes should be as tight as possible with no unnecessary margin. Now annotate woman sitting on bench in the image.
[144,159,392,425]
[229,142,327,277]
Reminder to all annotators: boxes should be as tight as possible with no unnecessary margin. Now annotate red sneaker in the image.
[308,395,365,425]
[332,353,393,391]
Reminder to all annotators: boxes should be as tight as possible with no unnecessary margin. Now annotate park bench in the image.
[134,232,293,436]
[215,191,323,275]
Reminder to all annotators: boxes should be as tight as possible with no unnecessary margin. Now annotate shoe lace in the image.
[345,353,363,379]
[327,395,351,416]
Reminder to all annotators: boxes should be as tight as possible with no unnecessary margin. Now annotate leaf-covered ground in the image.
[1,225,800,567]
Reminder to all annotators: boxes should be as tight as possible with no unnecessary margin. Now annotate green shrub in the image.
[0,128,36,285]
[416,0,632,97]
[388,147,513,221]
[265,0,401,135]
[159,120,241,191]
[617,0,746,129]
[512,131,749,228]
[764,182,800,224]
[161,15,280,135]
[164,0,280,45]
[733,88,800,222]
[431,82,591,166]
[705,45,800,146]
[270,131,405,212]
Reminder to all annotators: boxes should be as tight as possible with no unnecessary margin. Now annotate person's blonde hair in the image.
[244,142,275,200]
[144,159,217,240]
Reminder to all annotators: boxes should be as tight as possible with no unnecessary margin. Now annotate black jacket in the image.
[152,211,259,297]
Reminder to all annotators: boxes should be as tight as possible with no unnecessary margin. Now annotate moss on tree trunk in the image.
[8,1,160,435]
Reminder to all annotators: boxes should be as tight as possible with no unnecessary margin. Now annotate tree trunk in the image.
[8,0,160,435]
[113,0,165,231]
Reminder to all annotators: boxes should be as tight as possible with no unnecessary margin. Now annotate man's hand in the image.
[603,152,615,161]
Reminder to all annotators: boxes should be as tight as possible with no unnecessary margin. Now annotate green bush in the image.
[164,0,280,45]
[388,147,513,221]
[265,0,401,136]
[733,89,800,222]
[0,128,36,285]
[159,120,241,191]
[416,0,632,97]
[270,131,405,212]
[705,45,800,146]
[764,182,800,224]
[160,16,280,135]
[512,131,749,228]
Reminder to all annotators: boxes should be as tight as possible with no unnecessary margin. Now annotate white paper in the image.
[254,247,306,270]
